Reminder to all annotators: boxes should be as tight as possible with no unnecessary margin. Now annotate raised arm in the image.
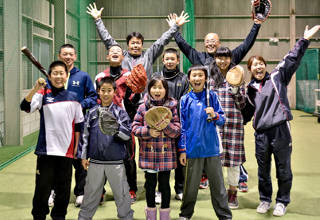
[20,78,46,113]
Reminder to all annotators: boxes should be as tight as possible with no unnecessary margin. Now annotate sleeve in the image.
[241,95,256,125]
[81,75,98,110]
[211,91,225,126]
[178,96,187,153]
[28,92,44,113]
[162,103,181,138]
[74,102,84,124]
[131,104,152,140]
[174,31,204,65]
[115,108,132,141]
[232,84,246,110]
[81,112,91,159]
[275,38,310,86]
[181,75,190,97]
[95,19,119,50]
[20,98,31,112]
[231,23,261,65]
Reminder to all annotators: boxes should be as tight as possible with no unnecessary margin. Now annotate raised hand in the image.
[166,13,177,28]
[86,2,104,20]
[304,25,320,40]
[175,11,190,27]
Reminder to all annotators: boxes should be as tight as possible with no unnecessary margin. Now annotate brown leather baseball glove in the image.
[126,64,147,93]
[226,65,244,87]
[251,0,272,22]
[145,106,172,131]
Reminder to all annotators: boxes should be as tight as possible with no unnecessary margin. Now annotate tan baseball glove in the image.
[145,106,172,131]
[226,65,244,87]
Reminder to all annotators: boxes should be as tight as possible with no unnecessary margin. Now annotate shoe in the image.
[155,191,162,204]
[175,193,183,201]
[199,177,209,189]
[256,201,271,214]
[145,207,157,220]
[100,193,105,205]
[273,203,286,216]
[238,182,248,192]
[48,190,55,207]
[178,217,190,220]
[227,190,239,209]
[129,190,137,204]
[75,195,84,207]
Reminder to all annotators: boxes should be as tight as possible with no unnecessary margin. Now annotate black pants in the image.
[73,158,87,196]
[124,138,137,192]
[174,139,184,194]
[32,155,73,220]
[255,122,293,205]
[145,171,171,209]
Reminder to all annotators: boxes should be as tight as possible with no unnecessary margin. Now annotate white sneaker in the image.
[175,193,183,201]
[256,201,271,214]
[155,191,162,204]
[75,195,84,207]
[273,203,286,216]
[48,190,55,207]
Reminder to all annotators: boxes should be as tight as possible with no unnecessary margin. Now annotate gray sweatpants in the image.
[180,156,232,220]
[78,162,134,220]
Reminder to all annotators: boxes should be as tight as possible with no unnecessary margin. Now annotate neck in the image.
[110,66,122,78]
[221,69,228,77]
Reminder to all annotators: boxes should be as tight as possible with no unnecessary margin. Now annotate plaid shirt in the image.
[132,97,181,171]
[210,79,246,167]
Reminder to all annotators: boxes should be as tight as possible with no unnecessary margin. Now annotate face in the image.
[189,70,206,92]
[58,47,77,70]
[48,65,68,88]
[162,52,179,70]
[215,56,231,72]
[107,46,124,67]
[250,58,267,81]
[204,33,220,54]
[150,80,166,101]
[128,37,143,56]
[98,83,115,107]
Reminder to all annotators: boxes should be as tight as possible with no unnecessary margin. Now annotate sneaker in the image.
[155,191,162,204]
[48,190,55,207]
[273,203,286,216]
[199,177,209,189]
[228,190,239,209]
[175,193,183,201]
[129,190,136,204]
[178,217,190,220]
[100,193,105,205]
[75,195,84,207]
[256,201,271,214]
[238,182,248,192]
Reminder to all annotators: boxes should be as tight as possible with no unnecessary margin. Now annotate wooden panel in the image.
[296,0,320,15]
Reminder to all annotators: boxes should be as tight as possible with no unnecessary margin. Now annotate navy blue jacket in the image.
[244,38,310,131]
[81,103,132,162]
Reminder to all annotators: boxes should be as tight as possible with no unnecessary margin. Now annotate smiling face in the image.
[204,33,220,54]
[215,56,231,73]
[58,47,77,71]
[163,52,179,70]
[250,58,267,81]
[48,65,68,89]
[189,69,206,92]
[150,80,166,101]
[98,82,115,107]
[107,45,124,67]
[128,37,143,56]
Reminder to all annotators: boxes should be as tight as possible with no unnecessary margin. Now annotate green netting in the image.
[296,49,320,113]
[183,0,195,73]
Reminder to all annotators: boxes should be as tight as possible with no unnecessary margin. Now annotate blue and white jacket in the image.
[81,103,132,163]
[244,38,310,131]
[179,90,225,158]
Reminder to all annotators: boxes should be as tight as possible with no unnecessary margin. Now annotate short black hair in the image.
[147,76,169,101]
[187,65,208,79]
[97,77,116,91]
[59,44,76,54]
[108,43,123,53]
[48,60,68,76]
[126,32,144,45]
[162,48,180,59]
[214,46,232,58]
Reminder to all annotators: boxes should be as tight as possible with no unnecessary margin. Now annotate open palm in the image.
[304,25,320,40]
[86,3,104,20]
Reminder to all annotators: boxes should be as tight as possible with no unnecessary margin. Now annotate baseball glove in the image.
[226,65,244,87]
[145,106,172,131]
[126,64,147,93]
[98,107,119,136]
[251,0,272,22]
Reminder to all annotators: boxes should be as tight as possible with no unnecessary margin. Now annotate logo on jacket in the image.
[72,81,80,86]
[46,97,54,103]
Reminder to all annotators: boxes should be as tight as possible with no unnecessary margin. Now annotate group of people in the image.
[20,2,320,220]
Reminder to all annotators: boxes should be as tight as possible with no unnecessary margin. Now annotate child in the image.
[178,65,232,220]
[20,61,84,220]
[78,77,134,220]
[132,76,181,220]
[152,48,189,202]
[243,25,320,217]
[210,47,246,209]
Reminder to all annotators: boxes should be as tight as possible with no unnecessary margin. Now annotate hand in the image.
[254,18,263,25]
[304,25,320,40]
[86,2,104,20]
[175,11,190,27]
[229,86,239,95]
[34,78,46,90]
[179,153,187,166]
[82,159,90,171]
[150,128,161,138]
[166,13,177,28]
[204,107,216,118]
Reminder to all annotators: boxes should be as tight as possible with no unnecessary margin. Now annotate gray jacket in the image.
[95,19,179,78]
